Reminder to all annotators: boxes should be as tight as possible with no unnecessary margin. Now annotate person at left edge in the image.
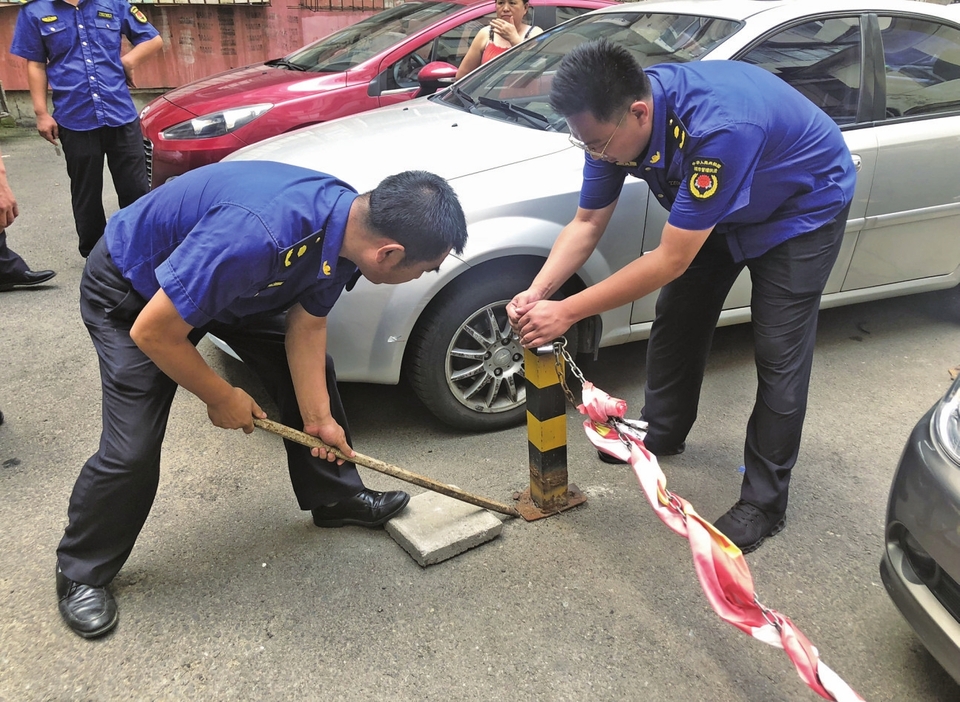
[0,141,56,429]
[0,143,56,293]
[54,161,469,639]
[10,0,162,258]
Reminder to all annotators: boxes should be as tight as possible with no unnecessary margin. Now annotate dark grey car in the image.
[881,375,960,684]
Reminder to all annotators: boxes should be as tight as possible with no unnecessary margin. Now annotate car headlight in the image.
[160,104,273,140]
[932,376,960,464]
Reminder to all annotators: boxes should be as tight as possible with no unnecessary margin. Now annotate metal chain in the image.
[549,340,789,654]
[553,337,578,406]
[552,336,588,407]
[554,343,689,524]
[754,594,783,632]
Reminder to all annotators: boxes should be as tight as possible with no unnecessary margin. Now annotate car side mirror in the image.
[416,61,458,97]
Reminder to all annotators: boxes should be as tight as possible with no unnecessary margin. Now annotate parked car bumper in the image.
[144,135,247,189]
[881,400,960,685]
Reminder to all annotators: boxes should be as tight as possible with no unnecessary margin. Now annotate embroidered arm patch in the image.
[689,158,723,200]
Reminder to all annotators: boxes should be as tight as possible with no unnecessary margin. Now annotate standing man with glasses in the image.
[508,39,856,553]
[11,0,162,258]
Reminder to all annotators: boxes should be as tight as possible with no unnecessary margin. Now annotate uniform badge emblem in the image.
[97,11,113,19]
[322,261,332,276]
[41,14,58,21]
[130,5,148,23]
[672,127,687,149]
[689,158,723,200]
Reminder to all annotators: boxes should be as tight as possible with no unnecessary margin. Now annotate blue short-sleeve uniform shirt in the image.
[104,161,360,328]
[578,61,857,261]
[11,0,159,130]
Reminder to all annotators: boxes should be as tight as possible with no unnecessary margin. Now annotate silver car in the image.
[881,376,960,685]
[226,0,960,431]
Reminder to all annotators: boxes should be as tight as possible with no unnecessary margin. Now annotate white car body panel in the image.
[226,0,960,386]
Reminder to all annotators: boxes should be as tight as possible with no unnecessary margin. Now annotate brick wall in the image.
[0,3,382,92]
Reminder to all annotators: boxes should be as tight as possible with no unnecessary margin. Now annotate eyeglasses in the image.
[568,110,628,161]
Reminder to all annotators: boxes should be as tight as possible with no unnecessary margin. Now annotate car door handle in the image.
[851,154,862,172]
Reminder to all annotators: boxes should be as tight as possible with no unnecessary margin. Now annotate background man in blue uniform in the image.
[508,39,856,553]
[11,0,163,257]
[55,161,468,639]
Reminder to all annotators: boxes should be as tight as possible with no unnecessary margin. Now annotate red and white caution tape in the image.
[577,381,865,702]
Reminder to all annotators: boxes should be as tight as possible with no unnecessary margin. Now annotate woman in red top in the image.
[456,0,543,79]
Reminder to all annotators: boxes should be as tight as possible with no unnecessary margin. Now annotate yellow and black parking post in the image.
[514,343,587,520]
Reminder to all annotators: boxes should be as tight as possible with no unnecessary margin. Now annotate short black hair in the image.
[365,171,468,264]
[549,38,651,122]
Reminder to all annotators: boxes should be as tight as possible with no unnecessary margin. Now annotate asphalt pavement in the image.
[2,126,959,701]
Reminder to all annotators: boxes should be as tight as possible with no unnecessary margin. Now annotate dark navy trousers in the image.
[57,239,364,586]
[58,120,149,258]
[641,203,851,515]
[0,229,29,278]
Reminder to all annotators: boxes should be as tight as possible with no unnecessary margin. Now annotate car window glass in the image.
[285,1,462,73]
[386,40,437,90]
[445,12,741,131]
[435,12,495,66]
[555,6,594,25]
[739,17,861,126]
[878,15,960,119]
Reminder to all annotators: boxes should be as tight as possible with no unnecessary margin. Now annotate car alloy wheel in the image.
[406,267,580,432]
[443,297,526,416]
[407,274,530,431]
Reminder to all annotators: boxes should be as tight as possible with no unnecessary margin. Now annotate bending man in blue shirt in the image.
[55,162,468,639]
[11,0,163,257]
[509,39,856,554]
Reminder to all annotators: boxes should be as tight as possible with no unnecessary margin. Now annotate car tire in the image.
[406,270,579,432]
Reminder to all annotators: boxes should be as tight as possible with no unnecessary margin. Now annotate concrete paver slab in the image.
[385,491,503,566]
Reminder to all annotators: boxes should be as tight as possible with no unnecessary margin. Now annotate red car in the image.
[140,0,611,188]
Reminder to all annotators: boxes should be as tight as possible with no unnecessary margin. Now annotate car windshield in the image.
[438,11,742,130]
[280,1,463,73]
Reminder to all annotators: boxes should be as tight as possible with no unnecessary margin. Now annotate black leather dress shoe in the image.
[597,441,685,464]
[0,269,56,292]
[56,564,118,639]
[311,488,410,528]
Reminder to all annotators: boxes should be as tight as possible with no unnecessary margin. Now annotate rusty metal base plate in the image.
[512,484,587,521]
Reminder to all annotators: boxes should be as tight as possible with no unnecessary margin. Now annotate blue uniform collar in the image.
[639,73,668,171]
[315,191,358,283]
